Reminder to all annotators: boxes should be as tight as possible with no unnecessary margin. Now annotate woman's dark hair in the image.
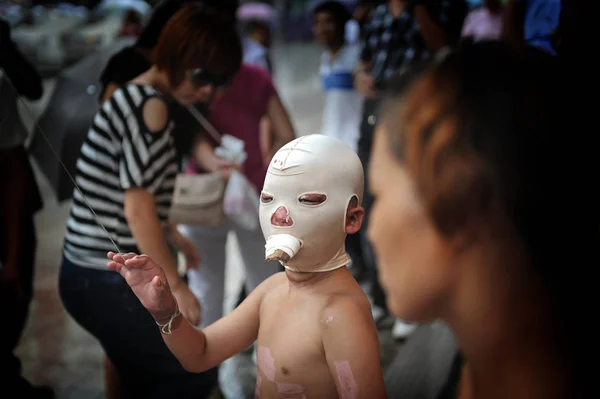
[381,41,596,396]
[383,42,562,260]
[313,1,352,29]
[153,2,242,87]
[136,0,238,50]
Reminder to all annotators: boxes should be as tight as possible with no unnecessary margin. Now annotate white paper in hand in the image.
[215,134,247,165]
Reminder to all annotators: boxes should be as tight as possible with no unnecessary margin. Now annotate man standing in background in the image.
[313,2,363,153]
[238,1,276,74]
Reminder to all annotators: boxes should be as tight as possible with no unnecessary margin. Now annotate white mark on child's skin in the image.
[276,382,306,397]
[257,346,277,382]
[335,361,358,399]
[325,315,334,324]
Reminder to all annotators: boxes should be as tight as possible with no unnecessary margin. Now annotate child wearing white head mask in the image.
[106,135,386,398]
[261,134,363,271]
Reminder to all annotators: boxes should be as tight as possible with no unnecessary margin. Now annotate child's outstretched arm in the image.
[321,296,387,399]
[107,252,267,373]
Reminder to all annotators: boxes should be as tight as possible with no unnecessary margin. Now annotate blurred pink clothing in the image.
[187,64,276,191]
[461,8,503,42]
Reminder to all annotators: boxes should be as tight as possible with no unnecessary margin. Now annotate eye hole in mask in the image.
[261,192,274,204]
[298,193,327,206]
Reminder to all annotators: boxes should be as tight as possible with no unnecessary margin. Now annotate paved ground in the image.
[13,38,407,399]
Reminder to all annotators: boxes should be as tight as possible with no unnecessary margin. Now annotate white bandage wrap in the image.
[265,234,302,260]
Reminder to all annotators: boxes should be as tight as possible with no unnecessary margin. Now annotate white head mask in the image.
[259,135,364,273]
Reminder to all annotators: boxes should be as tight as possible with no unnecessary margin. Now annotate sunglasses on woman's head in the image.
[187,68,232,89]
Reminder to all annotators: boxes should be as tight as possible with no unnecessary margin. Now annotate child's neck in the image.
[285,266,349,291]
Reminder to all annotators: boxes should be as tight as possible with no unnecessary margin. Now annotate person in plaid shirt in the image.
[353,0,467,340]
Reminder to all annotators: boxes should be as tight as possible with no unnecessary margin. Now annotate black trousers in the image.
[0,199,38,392]
[0,145,43,393]
[357,98,388,311]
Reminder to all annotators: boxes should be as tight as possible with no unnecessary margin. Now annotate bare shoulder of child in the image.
[255,269,385,398]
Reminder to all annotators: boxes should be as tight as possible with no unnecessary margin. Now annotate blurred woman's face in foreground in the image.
[367,37,594,399]
[368,126,456,322]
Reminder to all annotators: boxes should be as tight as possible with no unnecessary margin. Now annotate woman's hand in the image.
[354,69,377,99]
[214,158,241,180]
[194,137,240,179]
[168,226,200,270]
[172,284,202,326]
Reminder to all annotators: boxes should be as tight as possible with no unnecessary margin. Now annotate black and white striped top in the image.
[64,84,178,269]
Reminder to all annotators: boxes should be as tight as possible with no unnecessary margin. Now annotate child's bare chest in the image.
[255,297,337,398]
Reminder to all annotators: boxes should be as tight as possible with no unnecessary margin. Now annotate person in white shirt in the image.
[313,1,363,153]
[238,2,275,74]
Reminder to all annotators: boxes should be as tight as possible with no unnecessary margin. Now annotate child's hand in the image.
[107,252,178,323]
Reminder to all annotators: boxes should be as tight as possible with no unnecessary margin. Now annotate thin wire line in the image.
[186,104,222,143]
[2,67,121,253]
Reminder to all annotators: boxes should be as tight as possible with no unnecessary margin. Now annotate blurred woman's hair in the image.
[136,0,238,50]
[153,2,242,87]
[380,41,597,397]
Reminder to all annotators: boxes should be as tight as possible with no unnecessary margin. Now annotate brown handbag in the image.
[168,105,226,226]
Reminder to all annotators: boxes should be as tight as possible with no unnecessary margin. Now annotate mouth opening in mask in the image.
[265,234,303,263]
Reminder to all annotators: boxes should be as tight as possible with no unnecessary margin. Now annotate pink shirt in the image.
[187,64,276,191]
[461,8,503,42]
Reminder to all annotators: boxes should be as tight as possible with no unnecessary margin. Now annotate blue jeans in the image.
[58,257,217,398]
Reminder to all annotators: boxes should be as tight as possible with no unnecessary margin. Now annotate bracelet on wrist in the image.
[156,302,181,335]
